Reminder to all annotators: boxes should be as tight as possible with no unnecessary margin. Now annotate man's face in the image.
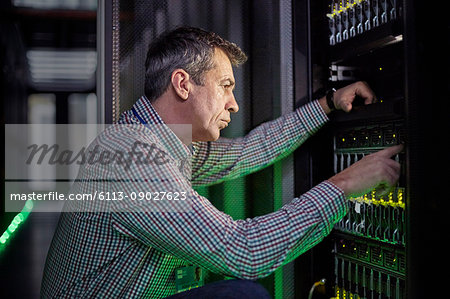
[189,48,239,142]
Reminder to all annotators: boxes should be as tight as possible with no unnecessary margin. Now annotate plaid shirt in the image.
[41,96,347,298]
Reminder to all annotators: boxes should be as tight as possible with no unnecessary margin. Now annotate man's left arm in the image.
[191,99,327,186]
[191,81,376,186]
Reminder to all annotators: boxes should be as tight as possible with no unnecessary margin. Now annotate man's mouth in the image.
[220,120,229,128]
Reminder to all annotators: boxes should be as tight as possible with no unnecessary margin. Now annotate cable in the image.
[308,278,326,299]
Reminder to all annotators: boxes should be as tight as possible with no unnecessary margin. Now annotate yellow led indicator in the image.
[371,190,380,205]
[379,67,383,71]
[397,188,405,209]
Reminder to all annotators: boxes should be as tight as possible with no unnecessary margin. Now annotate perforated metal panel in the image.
[114,0,250,117]
[107,1,296,297]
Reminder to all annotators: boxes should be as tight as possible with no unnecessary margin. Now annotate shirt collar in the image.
[131,95,164,125]
[131,95,194,160]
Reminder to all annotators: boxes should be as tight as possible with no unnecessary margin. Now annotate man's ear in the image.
[171,69,191,100]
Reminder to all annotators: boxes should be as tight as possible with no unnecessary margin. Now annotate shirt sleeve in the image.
[110,144,347,280]
[191,100,329,186]
[101,100,344,281]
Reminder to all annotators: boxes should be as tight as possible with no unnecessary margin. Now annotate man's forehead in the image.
[211,48,235,78]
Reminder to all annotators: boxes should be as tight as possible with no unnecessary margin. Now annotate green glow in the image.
[273,161,283,299]
[0,232,10,244]
[8,223,18,233]
[224,178,245,220]
[0,200,34,253]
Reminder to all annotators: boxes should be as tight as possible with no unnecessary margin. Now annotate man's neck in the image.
[151,95,193,146]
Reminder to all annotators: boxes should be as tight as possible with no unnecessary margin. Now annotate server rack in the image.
[294,0,448,298]
[98,0,447,298]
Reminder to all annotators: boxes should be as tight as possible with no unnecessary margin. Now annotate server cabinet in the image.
[98,0,447,298]
[294,0,448,298]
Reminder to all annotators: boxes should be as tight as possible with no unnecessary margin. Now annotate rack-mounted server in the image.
[325,1,407,298]
[327,0,402,46]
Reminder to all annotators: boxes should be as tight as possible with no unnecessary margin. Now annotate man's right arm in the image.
[111,178,347,280]
[104,128,347,280]
[107,124,402,280]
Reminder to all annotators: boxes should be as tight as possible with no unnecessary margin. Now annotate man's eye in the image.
[221,81,234,90]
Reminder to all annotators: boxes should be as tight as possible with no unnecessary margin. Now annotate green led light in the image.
[0,200,34,253]
[12,216,22,226]
[0,232,10,244]
[8,223,18,233]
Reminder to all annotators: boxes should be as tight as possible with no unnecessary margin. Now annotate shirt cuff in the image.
[308,180,348,235]
[295,100,330,135]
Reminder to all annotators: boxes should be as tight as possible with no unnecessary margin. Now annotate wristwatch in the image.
[326,88,337,111]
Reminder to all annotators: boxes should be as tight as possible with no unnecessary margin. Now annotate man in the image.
[41,27,402,298]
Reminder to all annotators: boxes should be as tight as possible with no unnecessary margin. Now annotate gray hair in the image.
[144,26,247,102]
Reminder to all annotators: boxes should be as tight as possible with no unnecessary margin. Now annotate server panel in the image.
[320,1,407,298]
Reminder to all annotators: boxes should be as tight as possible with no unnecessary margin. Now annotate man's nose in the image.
[226,93,239,113]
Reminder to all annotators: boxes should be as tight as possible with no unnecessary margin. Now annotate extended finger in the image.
[373,144,404,158]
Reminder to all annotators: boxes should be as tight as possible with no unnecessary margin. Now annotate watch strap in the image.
[326,88,336,111]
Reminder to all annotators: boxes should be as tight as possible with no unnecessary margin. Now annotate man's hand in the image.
[328,144,403,197]
[333,81,377,112]
[319,81,377,114]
